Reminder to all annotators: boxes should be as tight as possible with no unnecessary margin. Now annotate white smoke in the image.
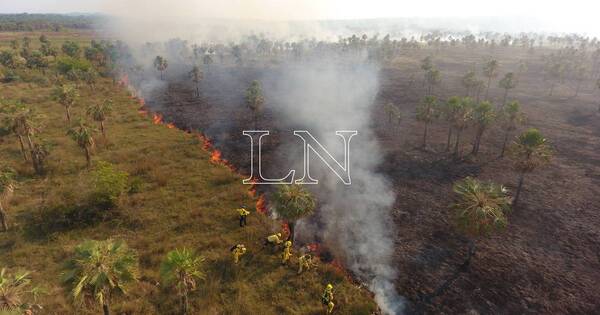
[263,58,405,314]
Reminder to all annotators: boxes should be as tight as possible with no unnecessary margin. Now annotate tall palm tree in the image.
[30,142,50,175]
[498,72,517,107]
[67,121,95,167]
[453,176,510,264]
[0,268,44,313]
[416,96,437,148]
[499,101,525,157]
[272,184,316,242]
[245,80,265,130]
[0,167,16,232]
[482,59,499,100]
[425,68,441,96]
[471,101,496,155]
[441,96,460,151]
[62,239,139,315]
[461,71,477,97]
[87,99,113,140]
[160,248,206,315]
[1,102,31,161]
[53,84,79,123]
[153,56,168,80]
[424,177,510,303]
[508,128,552,207]
[451,97,474,158]
[189,65,203,97]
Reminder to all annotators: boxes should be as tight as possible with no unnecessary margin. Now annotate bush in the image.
[2,69,20,82]
[90,161,129,209]
[55,56,91,75]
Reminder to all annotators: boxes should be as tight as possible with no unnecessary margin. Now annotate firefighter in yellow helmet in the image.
[237,205,250,227]
[264,232,283,252]
[321,283,334,314]
[231,244,247,264]
[281,240,292,265]
[297,254,313,274]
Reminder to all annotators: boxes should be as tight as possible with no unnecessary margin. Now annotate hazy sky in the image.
[2,0,599,34]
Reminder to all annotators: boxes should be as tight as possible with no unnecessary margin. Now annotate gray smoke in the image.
[263,57,405,314]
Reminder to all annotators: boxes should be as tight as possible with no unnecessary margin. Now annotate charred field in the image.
[142,46,600,314]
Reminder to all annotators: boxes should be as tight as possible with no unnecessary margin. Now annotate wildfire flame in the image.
[282,222,290,236]
[166,123,176,129]
[211,150,222,163]
[152,113,163,125]
[306,243,320,253]
[256,194,267,214]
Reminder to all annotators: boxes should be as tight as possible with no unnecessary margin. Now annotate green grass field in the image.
[0,32,376,314]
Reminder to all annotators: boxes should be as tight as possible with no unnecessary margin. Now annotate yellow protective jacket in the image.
[267,234,282,244]
[282,246,292,262]
[237,208,250,217]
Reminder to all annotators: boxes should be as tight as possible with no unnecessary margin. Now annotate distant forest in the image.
[0,14,101,32]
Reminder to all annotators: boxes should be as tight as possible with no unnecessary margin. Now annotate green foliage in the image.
[416,95,437,123]
[90,161,128,208]
[499,72,517,90]
[499,101,525,132]
[55,56,91,75]
[160,248,206,312]
[62,239,139,309]
[452,177,511,237]
[472,101,496,128]
[272,184,316,222]
[245,80,264,113]
[61,41,80,58]
[509,128,553,173]
[0,268,44,313]
[482,59,499,78]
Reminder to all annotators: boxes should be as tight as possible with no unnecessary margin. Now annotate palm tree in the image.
[153,56,168,80]
[498,72,517,107]
[425,68,441,96]
[87,99,113,140]
[30,142,50,175]
[62,239,139,315]
[67,121,95,167]
[245,80,265,130]
[383,102,402,129]
[453,177,510,264]
[461,71,477,97]
[0,268,44,313]
[1,102,32,161]
[451,97,474,158]
[471,101,496,155]
[53,84,79,123]
[189,65,203,97]
[0,167,16,232]
[482,59,499,100]
[499,101,525,157]
[425,177,510,303]
[416,96,437,148]
[160,248,206,315]
[272,184,316,242]
[441,97,460,151]
[508,129,552,207]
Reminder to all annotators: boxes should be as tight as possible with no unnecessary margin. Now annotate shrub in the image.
[55,56,91,75]
[90,161,129,208]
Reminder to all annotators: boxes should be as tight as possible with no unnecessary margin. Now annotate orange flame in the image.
[256,194,267,214]
[152,113,163,125]
[306,243,320,253]
[166,123,176,129]
[211,150,222,163]
[282,222,290,236]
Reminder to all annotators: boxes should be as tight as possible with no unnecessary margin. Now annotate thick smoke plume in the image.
[264,58,405,314]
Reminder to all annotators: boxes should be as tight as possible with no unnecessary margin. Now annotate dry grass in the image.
[0,33,376,314]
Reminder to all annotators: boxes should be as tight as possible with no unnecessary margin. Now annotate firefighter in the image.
[231,244,247,264]
[281,240,292,265]
[297,254,313,274]
[264,232,283,252]
[237,206,250,227]
[322,283,334,314]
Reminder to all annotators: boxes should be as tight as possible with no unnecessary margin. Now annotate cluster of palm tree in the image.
[58,239,205,315]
